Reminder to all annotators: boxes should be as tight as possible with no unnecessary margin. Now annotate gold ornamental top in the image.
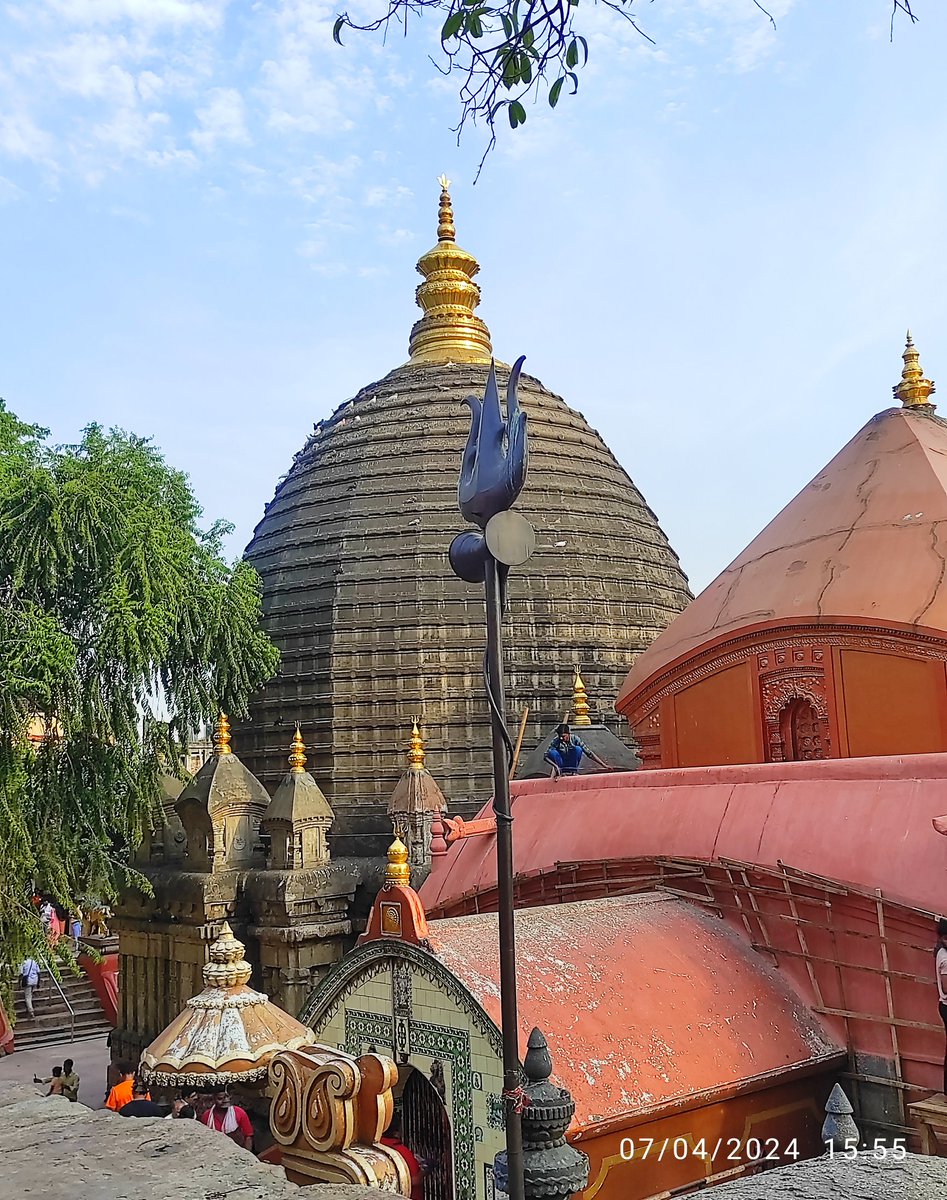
[385,835,411,887]
[408,719,425,770]
[408,178,493,365]
[214,712,232,756]
[572,670,592,726]
[289,725,307,773]
[894,331,936,410]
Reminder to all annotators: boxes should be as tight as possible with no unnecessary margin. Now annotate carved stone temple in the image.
[235,179,691,855]
[112,718,358,1065]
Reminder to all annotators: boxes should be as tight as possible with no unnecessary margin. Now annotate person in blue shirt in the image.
[544,723,611,778]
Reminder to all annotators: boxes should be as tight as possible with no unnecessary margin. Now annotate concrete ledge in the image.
[0,1083,381,1200]
[710,1150,947,1199]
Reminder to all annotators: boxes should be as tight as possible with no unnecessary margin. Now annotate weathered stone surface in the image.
[238,360,691,855]
[0,1083,380,1200]
[709,1150,947,1199]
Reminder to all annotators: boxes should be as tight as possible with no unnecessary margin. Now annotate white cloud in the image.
[191,87,249,149]
[45,0,228,30]
[0,113,55,163]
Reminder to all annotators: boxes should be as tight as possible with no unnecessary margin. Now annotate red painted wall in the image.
[79,952,119,1026]
[838,650,947,757]
[668,662,760,768]
[624,621,947,769]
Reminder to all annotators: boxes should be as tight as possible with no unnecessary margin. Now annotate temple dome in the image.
[238,182,690,855]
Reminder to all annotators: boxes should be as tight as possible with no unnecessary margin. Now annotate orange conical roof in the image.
[618,404,947,707]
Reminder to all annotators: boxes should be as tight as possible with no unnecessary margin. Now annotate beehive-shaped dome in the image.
[238,182,690,855]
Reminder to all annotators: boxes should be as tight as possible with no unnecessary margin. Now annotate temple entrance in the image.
[400,1065,454,1200]
[779,697,828,761]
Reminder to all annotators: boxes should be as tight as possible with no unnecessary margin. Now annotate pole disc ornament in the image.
[485,511,535,568]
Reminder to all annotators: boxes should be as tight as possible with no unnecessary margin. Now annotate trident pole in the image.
[484,554,525,1200]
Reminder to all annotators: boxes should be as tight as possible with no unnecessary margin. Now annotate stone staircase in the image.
[10,967,112,1050]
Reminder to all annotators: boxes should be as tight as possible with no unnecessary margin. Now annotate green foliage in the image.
[0,400,279,984]
[329,0,920,171]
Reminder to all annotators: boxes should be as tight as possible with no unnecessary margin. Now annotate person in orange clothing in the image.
[105,1065,149,1111]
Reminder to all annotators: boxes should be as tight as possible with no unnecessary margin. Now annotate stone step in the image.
[13,1024,110,1050]
[10,969,112,1051]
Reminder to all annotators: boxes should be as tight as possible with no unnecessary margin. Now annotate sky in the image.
[1,0,945,593]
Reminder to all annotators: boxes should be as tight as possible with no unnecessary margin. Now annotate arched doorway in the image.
[779,697,828,761]
[400,1064,454,1200]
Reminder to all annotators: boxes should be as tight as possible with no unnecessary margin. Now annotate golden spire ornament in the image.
[214,712,232,756]
[436,175,455,242]
[572,670,592,726]
[289,725,307,773]
[894,331,936,410]
[408,178,493,365]
[408,719,426,770]
[385,835,411,887]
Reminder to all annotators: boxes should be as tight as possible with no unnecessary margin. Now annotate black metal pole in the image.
[484,552,525,1200]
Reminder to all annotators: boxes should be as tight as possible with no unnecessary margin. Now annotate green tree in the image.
[332,0,919,163]
[0,400,279,977]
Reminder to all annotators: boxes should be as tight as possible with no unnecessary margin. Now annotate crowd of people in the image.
[102,1063,253,1146]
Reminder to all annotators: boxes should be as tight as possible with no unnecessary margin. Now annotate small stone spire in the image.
[572,670,592,727]
[408,178,493,365]
[495,1028,589,1200]
[202,921,252,989]
[894,331,936,410]
[385,835,411,887]
[408,719,426,770]
[822,1082,859,1152]
[213,712,232,757]
[289,725,307,773]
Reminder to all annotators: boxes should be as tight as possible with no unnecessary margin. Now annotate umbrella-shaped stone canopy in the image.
[140,922,313,1089]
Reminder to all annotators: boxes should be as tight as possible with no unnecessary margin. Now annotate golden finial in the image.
[214,712,232,756]
[385,835,411,887]
[436,175,455,242]
[894,330,936,410]
[289,725,307,773]
[408,719,426,770]
[572,669,592,727]
[408,179,493,365]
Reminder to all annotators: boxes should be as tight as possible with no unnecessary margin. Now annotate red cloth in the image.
[202,1105,253,1141]
[381,1136,424,1200]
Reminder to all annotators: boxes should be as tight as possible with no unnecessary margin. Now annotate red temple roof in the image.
[428,893,841,1132]
[420,753,947,919]
[618,407,947,707]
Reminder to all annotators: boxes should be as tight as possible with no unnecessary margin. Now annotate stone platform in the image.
[0,1082,380,1200]
[709,1149,947,1199]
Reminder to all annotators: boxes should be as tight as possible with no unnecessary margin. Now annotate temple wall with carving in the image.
[624,622,947,770]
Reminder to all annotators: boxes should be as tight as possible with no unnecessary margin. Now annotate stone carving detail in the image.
[761,671,829,763]
[495,1028,589,1200]
[269,1045,410,1191]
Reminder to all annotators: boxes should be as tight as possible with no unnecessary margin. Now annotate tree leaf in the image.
[549,76,564,107]
[509,99,527,127]
[332,16,345,44]
[566,38,579,68]
[441,9,466,40]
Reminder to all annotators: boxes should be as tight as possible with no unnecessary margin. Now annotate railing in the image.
[38,952,75,1044]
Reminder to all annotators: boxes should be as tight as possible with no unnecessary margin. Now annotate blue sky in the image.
[1,0,944,592]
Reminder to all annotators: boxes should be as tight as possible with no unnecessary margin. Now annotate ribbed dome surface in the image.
[239,359,690,855]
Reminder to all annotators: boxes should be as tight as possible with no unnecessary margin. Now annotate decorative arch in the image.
[299,939,503,1200]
